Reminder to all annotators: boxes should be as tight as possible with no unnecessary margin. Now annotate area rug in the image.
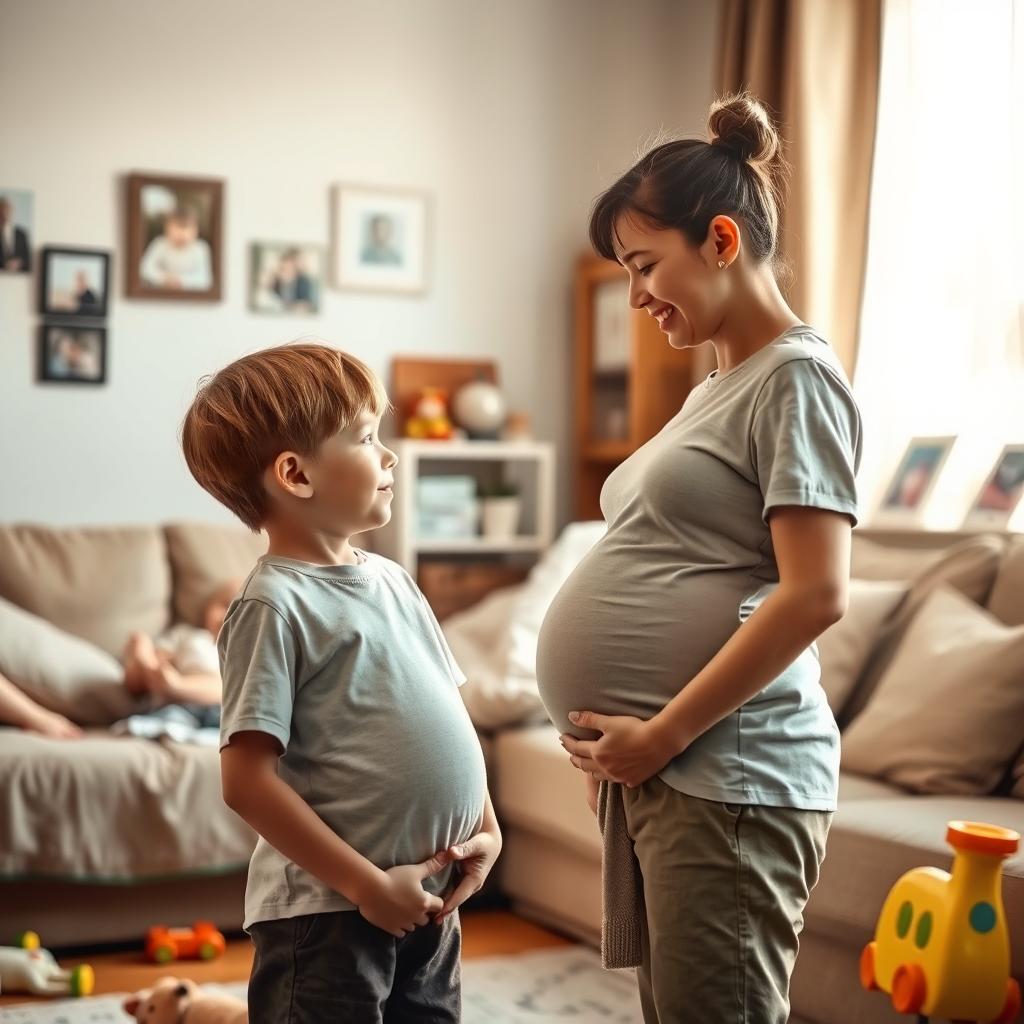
[0,946,643,1023]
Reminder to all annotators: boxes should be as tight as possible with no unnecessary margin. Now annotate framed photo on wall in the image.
[250,242,324,315]
[39,247,110,318]
[125,173,223,301]
[332,185,428,294]
[38,324,107,385]
[962,444,1024,529]
[873,435,957,526]
[0,189,33,273]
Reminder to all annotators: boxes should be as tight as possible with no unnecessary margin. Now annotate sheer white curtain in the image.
[854,0,1024,530]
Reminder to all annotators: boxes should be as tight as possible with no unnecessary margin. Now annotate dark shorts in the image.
[248,910,461,1024]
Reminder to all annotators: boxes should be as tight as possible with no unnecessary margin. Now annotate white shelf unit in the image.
[371,439,556,577]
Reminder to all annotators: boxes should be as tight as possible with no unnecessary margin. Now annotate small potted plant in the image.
[478,481,521,539]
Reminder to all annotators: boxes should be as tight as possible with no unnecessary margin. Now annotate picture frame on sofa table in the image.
[962,443,1024,530]
[872,435,956,527]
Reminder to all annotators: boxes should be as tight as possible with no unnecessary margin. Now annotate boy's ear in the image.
[266,451,314,499]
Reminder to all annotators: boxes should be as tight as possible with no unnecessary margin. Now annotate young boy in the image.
[180,342,501,1023]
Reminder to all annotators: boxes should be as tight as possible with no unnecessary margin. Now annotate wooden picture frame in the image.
[125,172,223,301]
[39,246,111,319]
[38,323,107,385]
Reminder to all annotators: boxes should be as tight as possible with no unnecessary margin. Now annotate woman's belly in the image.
[536,542,754,739]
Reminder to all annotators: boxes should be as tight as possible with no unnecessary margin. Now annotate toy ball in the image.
[860,820,1020,1022]
[452,380,506,438]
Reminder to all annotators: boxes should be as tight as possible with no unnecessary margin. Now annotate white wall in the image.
[0,0,717,527]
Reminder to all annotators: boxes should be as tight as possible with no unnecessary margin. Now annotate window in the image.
[854,0,1024,529]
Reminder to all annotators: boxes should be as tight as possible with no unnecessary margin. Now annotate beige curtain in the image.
[717,0,882,378]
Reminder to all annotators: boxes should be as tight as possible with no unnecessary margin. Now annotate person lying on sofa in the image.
[113,578,242,741]
[121,578,241,709]
[0,669,83,738]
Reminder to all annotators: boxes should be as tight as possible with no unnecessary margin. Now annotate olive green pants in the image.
[621,777,831,1024]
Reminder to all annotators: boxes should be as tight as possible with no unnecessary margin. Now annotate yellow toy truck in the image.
[860,820,1020,1023]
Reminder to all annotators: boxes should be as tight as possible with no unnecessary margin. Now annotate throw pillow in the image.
[816,579,908,716]
[841,585,1024,794]
[0,595,137,725]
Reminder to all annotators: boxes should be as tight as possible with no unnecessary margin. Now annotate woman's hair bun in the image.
[708,92,780,165]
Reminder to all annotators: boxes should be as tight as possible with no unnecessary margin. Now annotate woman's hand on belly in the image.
[560,710,680,789]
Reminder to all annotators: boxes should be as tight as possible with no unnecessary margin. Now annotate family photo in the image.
[0,190,33,273]
[38,324,107,384]
[39,247,110,318]
[249,243,323,315]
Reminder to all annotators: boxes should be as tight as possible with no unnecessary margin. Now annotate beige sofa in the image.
[1,522,1022,1024]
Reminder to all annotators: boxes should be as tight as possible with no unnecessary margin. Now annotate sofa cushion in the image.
[990,538,1024,801]
[841,586,1024,794]
[839,533,1005,726]
[0,728,255,880]
[164,522,267,627]
[0,524,170,658]
[817,580,909,717]
[494,724,601,861]
[0,596,138,725]
[837,772,908,802]
[805,795,1024,976]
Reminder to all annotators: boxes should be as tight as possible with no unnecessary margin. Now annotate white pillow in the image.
[0,595,138,725]
[816,579,909,716]
[503,521,607,680]
[444,521,607,730]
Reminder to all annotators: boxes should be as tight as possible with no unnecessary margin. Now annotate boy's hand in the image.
[434,828,502,924]
[356,853,449,938]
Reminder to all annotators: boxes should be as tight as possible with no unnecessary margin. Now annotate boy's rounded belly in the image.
[286,683,487,877]
[536,554,746,738]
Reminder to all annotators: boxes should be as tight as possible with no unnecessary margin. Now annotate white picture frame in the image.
[872,435,957,527]
[331,185,428,294]
[962,443,1024,530]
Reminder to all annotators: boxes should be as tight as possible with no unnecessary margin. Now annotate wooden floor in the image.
[0,910,574,1006]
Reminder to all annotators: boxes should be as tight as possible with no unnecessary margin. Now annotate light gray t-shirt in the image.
[218,551,487,929]
[536,325,862,811]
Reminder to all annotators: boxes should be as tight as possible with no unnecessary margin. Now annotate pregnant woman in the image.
[536,92,863,1023]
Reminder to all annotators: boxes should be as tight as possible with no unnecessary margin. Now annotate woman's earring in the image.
[717,260,726,269]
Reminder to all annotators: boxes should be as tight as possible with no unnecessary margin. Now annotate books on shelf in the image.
[417,475,478,539]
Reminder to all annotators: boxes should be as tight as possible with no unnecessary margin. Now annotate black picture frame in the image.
[37,323,108,386]
[39,246,111,319]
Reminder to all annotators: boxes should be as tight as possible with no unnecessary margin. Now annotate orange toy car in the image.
[145,921,226,963]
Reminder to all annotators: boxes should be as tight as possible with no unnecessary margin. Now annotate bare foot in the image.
[123,632,159,695]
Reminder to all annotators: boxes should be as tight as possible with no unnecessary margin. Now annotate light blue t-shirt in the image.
[218,551,487,929]
[536,325,862,811]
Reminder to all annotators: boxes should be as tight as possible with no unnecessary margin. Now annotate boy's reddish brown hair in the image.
[181,342,387,531]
